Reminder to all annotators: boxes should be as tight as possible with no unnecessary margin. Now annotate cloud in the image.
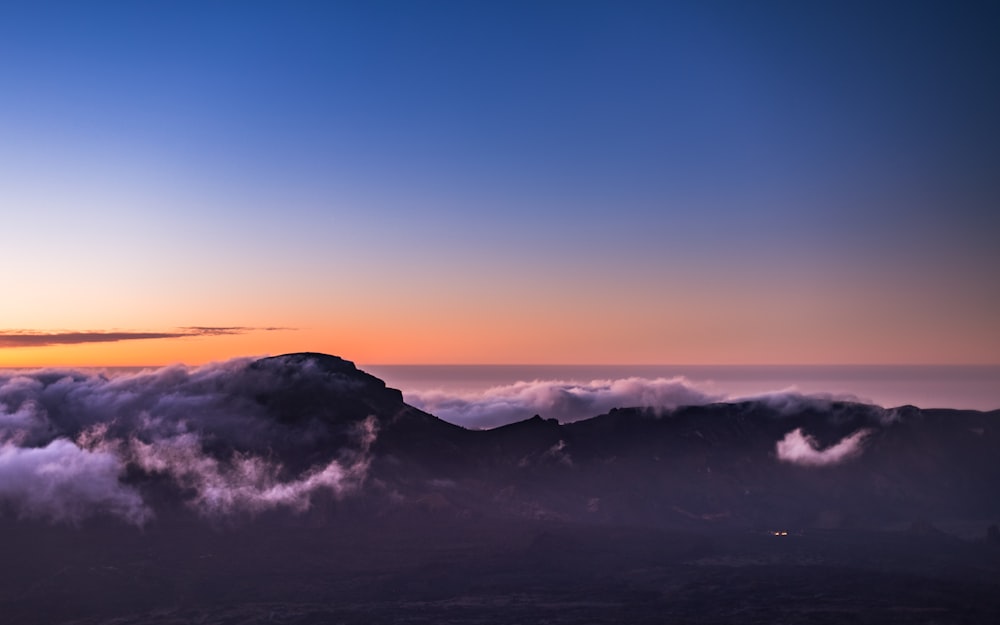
[0,357,376,525]
[122,415,376,517]
[406,377,720,429]
[0,438,150,525]
[775,427,871,467]
[733,389,902,426]
[404,378,901,430]
[0,327,293,348]
[733,389,867,415]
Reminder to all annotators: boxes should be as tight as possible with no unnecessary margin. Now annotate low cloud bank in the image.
[737,389,866,415]
[0,359,376,525]
[404,379,888,430]
[775,427,872,467]
[406,377,721,429]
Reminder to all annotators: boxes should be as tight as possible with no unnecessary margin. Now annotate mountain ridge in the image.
[229,353,1000,533]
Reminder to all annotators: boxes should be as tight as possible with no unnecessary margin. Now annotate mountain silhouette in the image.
[221,354,1000,532]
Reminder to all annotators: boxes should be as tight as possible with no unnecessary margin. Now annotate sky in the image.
[1,0,998,367]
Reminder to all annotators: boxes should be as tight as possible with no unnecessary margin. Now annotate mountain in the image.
[45,350,991,532]
[221,353,1000,533]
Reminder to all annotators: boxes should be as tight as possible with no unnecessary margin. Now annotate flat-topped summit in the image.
[247,352,405,416]
[251,352,389,386]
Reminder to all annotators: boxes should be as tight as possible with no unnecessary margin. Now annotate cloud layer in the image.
[406,377,722,429]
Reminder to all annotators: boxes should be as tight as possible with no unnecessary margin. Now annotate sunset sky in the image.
[2,1,998,367]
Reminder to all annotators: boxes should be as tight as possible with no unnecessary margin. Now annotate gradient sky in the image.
[2,1,998,366]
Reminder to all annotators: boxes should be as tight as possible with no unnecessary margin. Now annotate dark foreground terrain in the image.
[3,514,1000,625]
[1,353,999,623]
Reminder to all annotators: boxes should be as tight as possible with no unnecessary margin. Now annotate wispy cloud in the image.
[0,327,292,348]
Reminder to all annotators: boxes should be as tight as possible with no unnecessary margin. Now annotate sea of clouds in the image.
[404,377,880,428]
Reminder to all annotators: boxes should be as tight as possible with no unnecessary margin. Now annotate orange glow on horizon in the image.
[1,318,998,368]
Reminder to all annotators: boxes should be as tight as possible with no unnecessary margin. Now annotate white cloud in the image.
[0,439,150,525]
[775,427,871,467]
[407,377,719,429]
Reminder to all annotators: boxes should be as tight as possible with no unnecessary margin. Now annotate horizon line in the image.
[3,360,1000,370]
